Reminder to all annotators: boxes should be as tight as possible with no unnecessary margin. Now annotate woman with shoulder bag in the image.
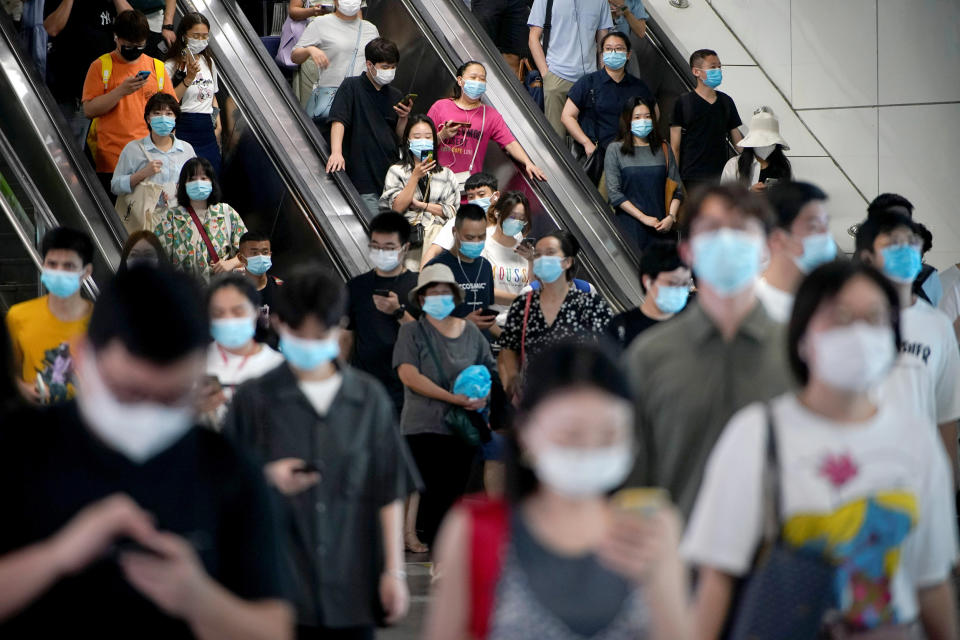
[684,261,959,640]
[381,115,460,270]
[153,157,248,283]
[393,264,498,550]
[604,95,684,253]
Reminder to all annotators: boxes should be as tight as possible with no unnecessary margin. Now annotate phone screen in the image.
[420,149,433,162]
[373,289,391,297]
[136,70,151,80]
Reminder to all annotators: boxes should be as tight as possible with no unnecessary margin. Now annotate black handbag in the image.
[726,404,837,640]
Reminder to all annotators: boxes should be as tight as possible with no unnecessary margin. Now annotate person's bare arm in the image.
[392,173,420,215]
[397,363,461,404]
[378,500,409,624]
[113,0,134,13]
[621,7,647,38]
[528,26,549,78]
[670,126,682,165]
[43,0,74,37]
[729,127,744,152]
[185,591,292,640]
[84,73,148,118]
[497,348,521,398]
[420,243,445,269]
[561,99,595,153]
[326,122,346,172]
[937,421,959,490]
[340,329,354,361]
[503,141,547,182]
[691,567,735,640]
[918,580,959,640]
[288,0,320,21]
[422,507,470,640]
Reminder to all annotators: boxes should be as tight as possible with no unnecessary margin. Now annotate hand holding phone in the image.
[135,70,151,81]
[373,289,392,297]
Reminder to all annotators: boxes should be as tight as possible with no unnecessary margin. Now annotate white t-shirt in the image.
[164,56,218,114]
[432,222,514,251]
[682,393,958,629]
[298,373,343,416]
[206,343,285,404]
[294,14,378,87]
[482,235,529,326]
[755,278,793,324]
[879,299,960,426]
[937,264,960,325]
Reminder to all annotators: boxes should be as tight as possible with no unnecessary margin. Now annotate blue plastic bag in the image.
[453,365,491,401]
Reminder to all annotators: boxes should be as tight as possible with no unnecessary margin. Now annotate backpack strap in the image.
[154,57,166,91]
[464,496,510,639]
[99,53,113,90]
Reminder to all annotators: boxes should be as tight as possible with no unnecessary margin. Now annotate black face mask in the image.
[119,45,145,62]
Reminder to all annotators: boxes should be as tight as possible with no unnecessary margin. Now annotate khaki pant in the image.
[543,70,574,138]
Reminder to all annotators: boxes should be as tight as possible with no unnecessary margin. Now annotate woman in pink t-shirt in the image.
[426,61,546,187]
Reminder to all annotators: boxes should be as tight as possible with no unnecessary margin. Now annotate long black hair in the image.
[398,114,442,174]
[451,60,485,100]
[166,12,214,68]
[737,145,792,184]
[617,95,664,156]
[176,157,222,206]
[541,230,581,282]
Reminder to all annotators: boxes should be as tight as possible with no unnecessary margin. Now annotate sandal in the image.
[405,533,429,554]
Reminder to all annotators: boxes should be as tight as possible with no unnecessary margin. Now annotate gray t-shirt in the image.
[294,14,379,99]
[393,317,496,436]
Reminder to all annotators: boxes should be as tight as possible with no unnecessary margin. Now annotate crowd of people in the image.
[1,1,959,639]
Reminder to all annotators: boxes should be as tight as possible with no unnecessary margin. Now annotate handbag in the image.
[275,14,308,69]
[567,84,604,185]
[115,141,166,233]
[725,404,836,640]
[305,18,365,119]
[418,322,490,446]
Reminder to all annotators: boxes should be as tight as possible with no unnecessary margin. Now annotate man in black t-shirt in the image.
[326,37,413,217]
[607,240,691,351]
[43,0,124,146]
[237,230,284,348]
[345,212,420,415]
[0,266,292,639]
[670,48,743,192]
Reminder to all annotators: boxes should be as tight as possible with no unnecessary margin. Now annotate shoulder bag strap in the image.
[347,21,365,76]
[185,205,221,264]
[466,106,485,174]
[543,0,555,57]
[762,402,782,544]
[520,291,534,368]
[417,321,451,389]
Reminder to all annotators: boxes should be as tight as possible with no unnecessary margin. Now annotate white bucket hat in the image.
[738,106,790,150]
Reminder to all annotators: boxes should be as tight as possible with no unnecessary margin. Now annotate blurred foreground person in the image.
[424,342,690,640]
[0,266,292,639]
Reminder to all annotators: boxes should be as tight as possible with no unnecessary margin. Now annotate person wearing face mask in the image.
[720,107,792,191]
[203,274,284,427]
[605,96,684,252]
[562,32,654,185]
[111,92,195,228]
[855,211,960,489]
[684,261,959,640]
[153,157,248,283]
[420,172,501,268]
[118,229,168,272]
[344,212,419,418]
[326,38,412,216]
[755,181,835,323]
[164,12,222,175]
[482,192,535,332]
[427,60,545,187]
[82,10,177,197]
[424,342,691,640]
[394,264,498,547]
[607,241,691,350]
[499,231,613,400]
[4,227,94,405]
[226,265,417,638]
[0,266,294,638]
[236,231,284,347]
[291,0,378,124]
[623,184,793,518]
[380,114,460,269]
[669,48,743,193]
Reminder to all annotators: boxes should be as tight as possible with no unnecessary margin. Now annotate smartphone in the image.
[479,307,498,318]
[373,288,392,297]
[521,236,537,249]
[293,463,320,474]
[204,374,222,394]
[612,487,668,517]
[764,177,780,186]
[448,120,471,128]
[401,93,418,105]
[135,70,151,81]
[420,149,434,163]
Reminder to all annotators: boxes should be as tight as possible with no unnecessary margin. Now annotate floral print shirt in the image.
[154,203,247,282]
[501,288,613,359]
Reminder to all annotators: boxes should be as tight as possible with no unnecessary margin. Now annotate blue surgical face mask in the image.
[459,240,485,259]
[149,115,176,136]
[185,179,213,201]
[280,333,340,370]
[880,244,922,284]
[462,79,486,99]
[631,118,653,138]
[408,138,433,158]
[211,317,256,349]
[691,229,763,296]
[468,197,492,212]
[41,268,83,298]
[702,68,722,88]
[602,51,627,70]
[245,254,272,276]
[422,294,456,320]
[655,285,689,314]
[793,233,837,274]
[501,217,525,237]
[533,255,566,284]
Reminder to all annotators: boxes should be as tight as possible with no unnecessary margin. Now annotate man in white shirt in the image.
[756,181,835,323]
[856,211,960,487]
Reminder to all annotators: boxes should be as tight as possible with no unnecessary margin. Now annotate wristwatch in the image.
[162,23,175,32]
[392,304,406,320]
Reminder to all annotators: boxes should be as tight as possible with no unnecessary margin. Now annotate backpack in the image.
[464,497,510,639]
[85,54,166,160]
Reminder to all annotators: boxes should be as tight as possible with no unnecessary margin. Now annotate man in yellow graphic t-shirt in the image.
[5,228,94,404]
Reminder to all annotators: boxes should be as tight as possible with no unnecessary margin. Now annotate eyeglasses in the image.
[603,46,628,53]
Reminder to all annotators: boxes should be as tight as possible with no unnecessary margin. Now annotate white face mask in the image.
[374,66,396,85]
[532,444,634,498]
[77,351,194,464]
[337,0,362,16]
[369,248,401,272]
[807,322,896,392]
[754,144,776,160]
[185,37,208,55]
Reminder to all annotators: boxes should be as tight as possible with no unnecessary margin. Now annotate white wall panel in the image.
[789,157,869,256]
[709,0,793,100]
[643,0,753,65]
[798,107,878,199]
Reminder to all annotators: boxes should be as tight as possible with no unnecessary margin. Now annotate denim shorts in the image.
[481,430,506,461]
